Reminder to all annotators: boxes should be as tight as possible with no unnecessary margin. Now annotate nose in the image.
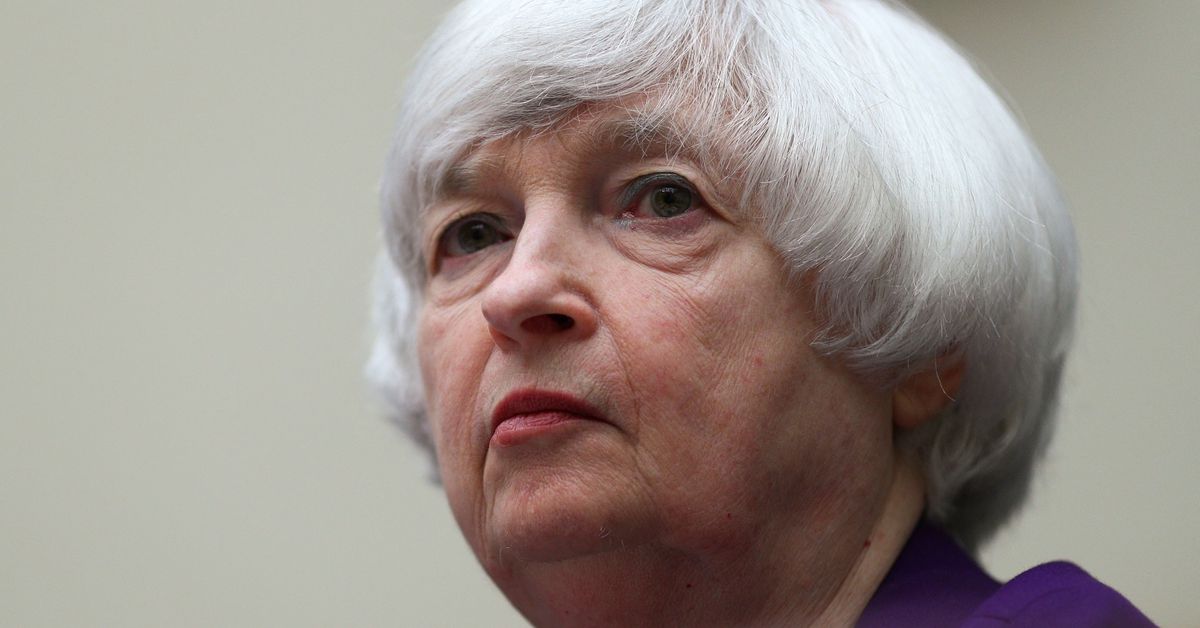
[480,216,599,351]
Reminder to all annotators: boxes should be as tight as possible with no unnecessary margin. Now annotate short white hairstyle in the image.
[368,0,1078,551]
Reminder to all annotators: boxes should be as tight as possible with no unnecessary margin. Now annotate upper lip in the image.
[490,388,605,433]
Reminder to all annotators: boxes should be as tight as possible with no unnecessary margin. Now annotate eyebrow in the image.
[591,114,741,210]
[430,111,720,203]
[589,113,704,165]
[435,145,511,200]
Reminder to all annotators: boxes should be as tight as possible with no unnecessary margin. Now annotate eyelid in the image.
[619,172,701,212]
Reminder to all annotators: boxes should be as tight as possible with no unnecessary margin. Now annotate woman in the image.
[369,0,1152,625]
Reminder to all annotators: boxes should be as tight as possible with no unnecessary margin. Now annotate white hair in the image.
[367,0,1078,551]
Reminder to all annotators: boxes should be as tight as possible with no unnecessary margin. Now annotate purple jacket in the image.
[858,522,1155,627]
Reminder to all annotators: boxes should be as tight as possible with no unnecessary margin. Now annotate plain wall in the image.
[2,1,1196,625]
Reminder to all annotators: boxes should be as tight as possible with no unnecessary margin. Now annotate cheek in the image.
[417,304,490,464]
[418,303,499,550]
[612,277,774,481]
[612,256,889,523]
[626,270,785,424]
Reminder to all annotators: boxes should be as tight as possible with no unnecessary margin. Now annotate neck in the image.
[808,457,924,626]
[494,456,926,628]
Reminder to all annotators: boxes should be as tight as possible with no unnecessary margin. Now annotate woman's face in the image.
[416,106,896,589]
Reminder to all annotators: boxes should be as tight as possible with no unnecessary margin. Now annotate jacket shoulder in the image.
[961,561,1155,627]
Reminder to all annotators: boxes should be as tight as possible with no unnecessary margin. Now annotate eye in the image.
[624,173,701,219]
[437,213,512,258]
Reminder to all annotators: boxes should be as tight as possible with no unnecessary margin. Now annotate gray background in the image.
[3,1,1196,625]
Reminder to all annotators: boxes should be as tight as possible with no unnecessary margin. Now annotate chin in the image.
[483,467,652,566]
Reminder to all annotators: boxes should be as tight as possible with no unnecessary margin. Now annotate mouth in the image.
[490,389,606,447]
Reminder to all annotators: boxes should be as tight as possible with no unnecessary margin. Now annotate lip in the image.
[490,389,605,447]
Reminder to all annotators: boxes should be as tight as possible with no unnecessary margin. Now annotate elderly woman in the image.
[369,0,1152,625]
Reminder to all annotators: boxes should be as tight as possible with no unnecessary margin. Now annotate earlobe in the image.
[892,352,967,430]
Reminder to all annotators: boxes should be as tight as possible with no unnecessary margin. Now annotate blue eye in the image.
[625,173,700,219]
[438,213,511,258]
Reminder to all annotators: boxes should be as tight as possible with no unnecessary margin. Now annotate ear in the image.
[892,352,966,430]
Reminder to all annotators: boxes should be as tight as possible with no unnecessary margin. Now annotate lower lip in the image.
[491,412,590,448]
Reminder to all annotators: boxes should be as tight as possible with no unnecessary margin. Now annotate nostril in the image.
[521,313,576,334]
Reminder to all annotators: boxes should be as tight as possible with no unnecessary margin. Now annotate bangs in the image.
[381,0,839,282]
